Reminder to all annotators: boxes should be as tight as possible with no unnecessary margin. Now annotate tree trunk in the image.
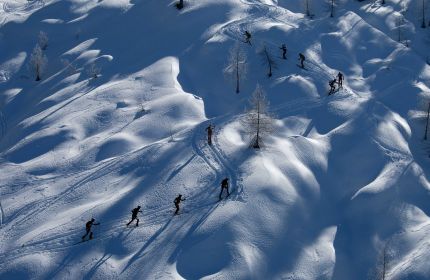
[236,56,240,93]
[177,0,184,9]
[425,102,430,140]
[330,0,334,17]
[36,63,41,81]
[255,99,261,148]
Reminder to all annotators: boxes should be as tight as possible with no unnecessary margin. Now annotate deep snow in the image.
[1,0,430,279]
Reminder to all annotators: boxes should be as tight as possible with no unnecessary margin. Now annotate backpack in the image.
[86,221,92,230]
[132,208,139,216]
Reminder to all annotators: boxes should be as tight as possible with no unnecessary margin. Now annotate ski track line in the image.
[5,205,175,254]
[191,121,223,180]
[4,138,168,226]
[200,114,244,200]
[2,208,175,262]
[9,158,123,226]
[211,137,238,194]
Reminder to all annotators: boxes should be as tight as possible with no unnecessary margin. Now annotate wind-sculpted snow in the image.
[0,0,430,279]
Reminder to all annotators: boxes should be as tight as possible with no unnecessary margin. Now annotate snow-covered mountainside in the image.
[1,0,430,279]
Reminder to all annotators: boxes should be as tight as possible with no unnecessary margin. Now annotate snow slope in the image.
[1,0,430,279]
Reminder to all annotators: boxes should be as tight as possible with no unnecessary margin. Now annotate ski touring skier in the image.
[205,124,214,145]
[337,72,343,88]
[280,44,287,59]
[244,31,252,45]
[127,206,142,227]
[298,53,305,68]
[82,218,100,241]
[328,78,337,95]
[219,178,230,200]
[174,194,185,215]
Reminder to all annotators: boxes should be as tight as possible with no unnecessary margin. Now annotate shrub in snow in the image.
[86,63,101,79]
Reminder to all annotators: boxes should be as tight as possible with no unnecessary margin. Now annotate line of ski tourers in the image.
[243,30,345,95]
[81,178,230,241]
[81,31,346,242]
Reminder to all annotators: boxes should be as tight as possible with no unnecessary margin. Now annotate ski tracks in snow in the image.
[191,118,245,202]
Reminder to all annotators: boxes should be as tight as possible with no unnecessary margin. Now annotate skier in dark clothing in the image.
[82,218,100,240]
[174,194,185,215]
[244,31,252,45]
[127,206,142,227]
[219,178,230,200]
[298,53,305,68]
[205,125,214,145]
[280,44,287,59]
[329,78,337,95]
[337,72,343,88]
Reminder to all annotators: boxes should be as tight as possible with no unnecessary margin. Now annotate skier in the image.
[205,124,214,145]
[82,218,100,241]
[174,194,185,215]
[337,72,344,88]
[127,205,142,227]
[328,78,337,95]
[298,53,305,68]
[219,178,230,200]
[244,31,252,45]
[280,44,287,59]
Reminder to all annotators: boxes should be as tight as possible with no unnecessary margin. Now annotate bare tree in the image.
[369,242,392,280]
[328,0,335,17]
[38,31,48,50]
[304,0,313,18]
[394,14,409,47]
[259,45,277,78]
[421,0,427,28]
[29,45,47,81]
[242,84,274,149]
[224,43,247,94]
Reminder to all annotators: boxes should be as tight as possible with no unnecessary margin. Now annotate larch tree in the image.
[369,242,392,280]
[242,84,274,149]
[38,31,49,51]
[259,45,277,78]
[304,0,313,18]
[29,45,47,81]
[224,43,247,94]
[420,0,427,28]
